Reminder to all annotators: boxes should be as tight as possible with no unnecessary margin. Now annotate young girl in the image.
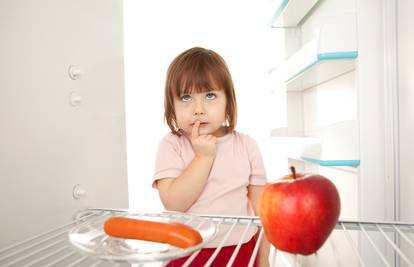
[153,47,269,267]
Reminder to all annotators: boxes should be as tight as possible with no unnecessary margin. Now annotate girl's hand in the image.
[191,121,217,159]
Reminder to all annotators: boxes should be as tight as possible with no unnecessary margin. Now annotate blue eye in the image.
[206,92,216,100]
[180,95,192,102]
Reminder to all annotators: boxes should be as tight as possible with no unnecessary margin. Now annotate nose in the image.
[193,100,205,115]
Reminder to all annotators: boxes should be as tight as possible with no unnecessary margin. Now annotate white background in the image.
[123,0,289,212]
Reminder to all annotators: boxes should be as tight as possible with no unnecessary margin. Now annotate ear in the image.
[221,117,230,127]
[173,121,179,131]
[226,114,231,126]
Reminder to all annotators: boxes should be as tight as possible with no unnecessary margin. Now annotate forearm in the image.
[248,184,270,266]
[161,155,214,212]
[257,230,270,267]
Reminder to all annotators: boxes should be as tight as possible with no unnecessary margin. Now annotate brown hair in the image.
[164,47,237,135]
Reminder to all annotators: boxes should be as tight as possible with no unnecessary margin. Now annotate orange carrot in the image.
[103,217,202,248]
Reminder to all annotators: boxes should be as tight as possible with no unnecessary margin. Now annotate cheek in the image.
[216,101,227,119]
[213,106,226,119]
[174,106,190,124]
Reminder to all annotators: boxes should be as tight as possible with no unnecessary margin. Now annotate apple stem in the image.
[290,166,296,179]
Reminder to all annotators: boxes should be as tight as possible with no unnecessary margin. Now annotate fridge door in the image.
[0,0,128,247]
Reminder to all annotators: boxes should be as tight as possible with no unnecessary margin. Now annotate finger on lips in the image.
[191,120,200,139]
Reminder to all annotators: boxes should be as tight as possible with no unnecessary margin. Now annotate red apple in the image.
[258,166,340,255]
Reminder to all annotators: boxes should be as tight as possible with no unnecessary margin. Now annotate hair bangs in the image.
[172,58,226,97]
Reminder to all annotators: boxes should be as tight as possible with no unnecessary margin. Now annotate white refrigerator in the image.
[1,0,413,266]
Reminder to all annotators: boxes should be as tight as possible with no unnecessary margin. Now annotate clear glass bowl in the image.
[68,211,217,263]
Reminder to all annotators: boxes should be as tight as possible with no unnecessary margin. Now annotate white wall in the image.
[123,0,287,212]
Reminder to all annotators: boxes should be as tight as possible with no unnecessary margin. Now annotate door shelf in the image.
[284,51,358,91]
[270,37,358,92]
[270,14,358,91]
[269,0,320,28]
[274,121,360,168]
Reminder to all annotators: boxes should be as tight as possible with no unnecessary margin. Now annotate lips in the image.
[191,121,208,126]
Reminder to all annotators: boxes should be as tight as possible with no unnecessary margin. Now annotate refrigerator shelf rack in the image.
[0,208,413,267]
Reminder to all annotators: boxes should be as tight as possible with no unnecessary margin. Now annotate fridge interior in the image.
[1,0,414,266]
[1,209,414,266]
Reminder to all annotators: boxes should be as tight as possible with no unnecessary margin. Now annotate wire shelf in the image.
[0,208,413,267]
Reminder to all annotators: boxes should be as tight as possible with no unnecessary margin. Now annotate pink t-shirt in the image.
[153,130,267,247]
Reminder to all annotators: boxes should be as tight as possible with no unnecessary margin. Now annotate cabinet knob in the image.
[69,91,82,107]
[68,65,81,80]
[72,184,86,200]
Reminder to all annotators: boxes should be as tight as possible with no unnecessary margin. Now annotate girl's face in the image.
[174,89,227,137]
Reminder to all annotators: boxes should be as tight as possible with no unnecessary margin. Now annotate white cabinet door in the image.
[0,0,128,247]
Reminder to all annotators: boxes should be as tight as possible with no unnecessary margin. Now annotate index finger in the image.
[191,120,200,139]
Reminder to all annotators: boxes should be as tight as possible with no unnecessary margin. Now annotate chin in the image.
[199,129,210,135]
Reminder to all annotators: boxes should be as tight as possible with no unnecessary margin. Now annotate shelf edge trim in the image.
[268,0,290,27]
[301,156,360,167]
[317,51,359,60]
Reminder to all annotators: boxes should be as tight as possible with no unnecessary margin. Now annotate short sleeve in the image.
[246,135,267,185]
[152,136,185,188]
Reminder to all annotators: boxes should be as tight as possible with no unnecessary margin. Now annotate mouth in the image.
[191,122,209,126]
